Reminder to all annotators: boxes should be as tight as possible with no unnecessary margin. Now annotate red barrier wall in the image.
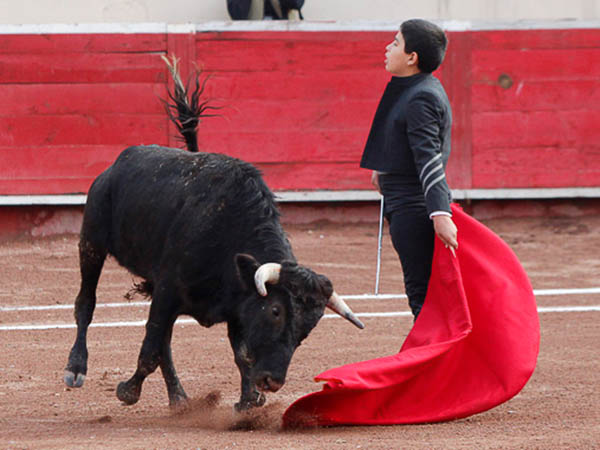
[1,26,599,196]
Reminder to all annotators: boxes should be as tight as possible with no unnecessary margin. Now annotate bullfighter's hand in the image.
[432,215,458,257]
[371,171,381,194]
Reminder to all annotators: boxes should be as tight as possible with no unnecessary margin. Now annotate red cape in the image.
[283,205,540,427]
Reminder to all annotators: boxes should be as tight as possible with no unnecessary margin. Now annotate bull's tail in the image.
[162,55,220,153]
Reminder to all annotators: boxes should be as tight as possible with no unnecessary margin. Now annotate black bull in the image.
[63,60,363,411]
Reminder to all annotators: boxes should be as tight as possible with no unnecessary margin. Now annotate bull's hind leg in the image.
[64,239,107,388]
[159,319,189,410]
[117,286,180,406]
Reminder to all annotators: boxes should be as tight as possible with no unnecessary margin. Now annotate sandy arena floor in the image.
[0,213,599,449]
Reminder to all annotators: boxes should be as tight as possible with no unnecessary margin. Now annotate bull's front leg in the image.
[116,321,163,405]
[117,292,177,406]
[227,323,265,411]
[235,372,266,412]
[159,319,189,410]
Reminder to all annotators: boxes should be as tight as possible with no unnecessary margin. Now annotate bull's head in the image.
[229,253,363,411]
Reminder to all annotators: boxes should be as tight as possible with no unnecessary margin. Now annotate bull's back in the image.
[85,145,277,281]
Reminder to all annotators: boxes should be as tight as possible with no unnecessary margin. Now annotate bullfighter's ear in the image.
[235,253,260,292]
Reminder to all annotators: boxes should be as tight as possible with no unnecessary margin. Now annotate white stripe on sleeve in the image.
[424,173,446,197]
[419,153,441,179]
[421,163,444,186]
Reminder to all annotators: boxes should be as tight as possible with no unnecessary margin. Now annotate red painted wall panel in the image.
[468,28,600,189]
[0,33,169,195]
[0,34,166,54]
[0,145,126,194]
[0,53,166,84]
[1,115,167,146]
[0,27,598,196]
[472,146,600,188]
[0,84,166,115]
[201,129,367,163]
[471,81,600,113]
[468,28,600,49]
[193,30,389,192]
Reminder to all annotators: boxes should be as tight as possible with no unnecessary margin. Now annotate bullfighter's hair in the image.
[161,55,221,153]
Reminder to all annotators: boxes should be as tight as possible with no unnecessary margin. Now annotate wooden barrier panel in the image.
[193,31,390,191]
[0,25,598,196]
[0,32,168,195]
[467,29,600,189]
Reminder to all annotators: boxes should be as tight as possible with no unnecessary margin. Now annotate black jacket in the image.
[360,73,452,215]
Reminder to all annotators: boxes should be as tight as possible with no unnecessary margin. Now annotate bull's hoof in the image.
[64,370,86,388]
[255,392,266,407]
[116,380,141,405]
[169,393,190,413]
[234,401,250,412]
[234,392,266,412]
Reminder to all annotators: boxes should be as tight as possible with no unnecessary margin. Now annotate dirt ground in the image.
[1,213,599,449]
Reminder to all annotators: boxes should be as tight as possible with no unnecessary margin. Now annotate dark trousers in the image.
[386,206,435,319]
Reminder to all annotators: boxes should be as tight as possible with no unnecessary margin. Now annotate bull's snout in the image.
[255,373,284,393]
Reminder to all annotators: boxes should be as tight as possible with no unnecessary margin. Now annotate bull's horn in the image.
[327,291,365,329]
[254,263,281,296]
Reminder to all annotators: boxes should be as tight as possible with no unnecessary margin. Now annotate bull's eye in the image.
[271,306,280,317]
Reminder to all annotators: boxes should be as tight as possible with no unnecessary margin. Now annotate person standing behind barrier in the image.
[360,19,458,320]
[227,0,304,20]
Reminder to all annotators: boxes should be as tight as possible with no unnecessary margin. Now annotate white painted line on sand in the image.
[0,301,149,312]
[2,287,600,312]
[537,305,600,313]
[325,305,600,319]
[532,288,600,296]
[1,305,599,331]
[344,287,600,300]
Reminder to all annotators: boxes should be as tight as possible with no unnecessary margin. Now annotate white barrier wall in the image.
[2,0,599,24]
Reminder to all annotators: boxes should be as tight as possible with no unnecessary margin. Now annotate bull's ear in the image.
[235,253,260,292]
[317,274,334,299]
